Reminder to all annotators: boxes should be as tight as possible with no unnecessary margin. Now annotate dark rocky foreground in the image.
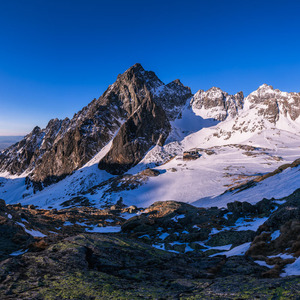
[1,234,299,300]
[0,191,300,299]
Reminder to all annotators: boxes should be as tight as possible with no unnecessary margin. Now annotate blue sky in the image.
[0,0,300,135]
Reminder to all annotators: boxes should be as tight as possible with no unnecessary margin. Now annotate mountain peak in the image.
[257,83,274,91]
[171,79,184,86]
[117,63,146,79]
[207,86,224,92]
[191,87,244,121]
[115,63,163,90]
[165,79,191,93]
[126,63,145,73]
[244,83,300,123]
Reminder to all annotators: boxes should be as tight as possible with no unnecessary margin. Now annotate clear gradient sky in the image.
[0,0,300,135]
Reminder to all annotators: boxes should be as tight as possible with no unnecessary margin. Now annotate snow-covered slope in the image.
[92,130,300,208]
[0,139,114,208]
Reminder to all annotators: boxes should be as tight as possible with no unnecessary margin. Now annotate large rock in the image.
[122,201,223,243]
[0,233,222,299]
[207,230,256,247]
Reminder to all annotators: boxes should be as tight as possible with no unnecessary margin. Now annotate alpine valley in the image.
[1,64,300,299]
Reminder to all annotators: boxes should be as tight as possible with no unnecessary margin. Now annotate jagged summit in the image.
[127,62,144,70]
[257,83,274,90]
[105,63,191,119]
[191,86,244,121]
[244,83,300,123]
[166,79,191,95]
[167,79,185,87]
[116,63,163,88]
[172,78,183,85]
[117,63,145,77]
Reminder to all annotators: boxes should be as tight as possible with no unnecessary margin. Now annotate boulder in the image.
[207,230,256,247]
[0,199,6,210]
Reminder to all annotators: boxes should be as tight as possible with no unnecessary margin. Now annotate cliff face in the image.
[98,92,171,175]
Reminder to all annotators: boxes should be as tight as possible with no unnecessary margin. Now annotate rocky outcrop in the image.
[191,84,300,125]
[98,92,171,174]
[191,87,244,121]
[243,189,300,277]
[0,63,191,188]
[153,78,192,120]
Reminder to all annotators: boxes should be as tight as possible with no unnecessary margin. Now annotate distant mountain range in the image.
[0,136,23,150]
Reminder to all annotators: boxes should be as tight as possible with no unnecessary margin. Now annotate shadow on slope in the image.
[167,104,219,143]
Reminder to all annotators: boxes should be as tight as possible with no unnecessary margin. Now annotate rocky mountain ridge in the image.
[244,83,300,123]
[191,87,244,121]
[98,91,171,175]
[190,83,300,125]
[0,64,191,187]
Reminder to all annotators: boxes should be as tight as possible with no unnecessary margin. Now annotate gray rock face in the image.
[0,63,191,188]
[152,78,192,120]
[191,87,244,121]
[244,84,300,123]
[195,84,300,141]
